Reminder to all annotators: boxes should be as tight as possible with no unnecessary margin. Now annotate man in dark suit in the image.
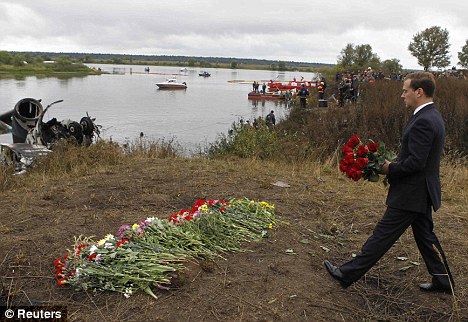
[324,72,454,293]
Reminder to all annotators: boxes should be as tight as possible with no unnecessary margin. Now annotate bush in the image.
[208,121,278,159]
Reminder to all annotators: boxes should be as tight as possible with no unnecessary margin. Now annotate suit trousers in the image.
[339,206,454,288]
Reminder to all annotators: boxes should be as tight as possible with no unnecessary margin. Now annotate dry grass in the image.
[0,146,466,321]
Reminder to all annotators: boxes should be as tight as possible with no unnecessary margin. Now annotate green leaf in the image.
[144,286,158,299]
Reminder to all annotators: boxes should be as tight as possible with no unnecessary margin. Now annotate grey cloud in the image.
[1,0,467,69]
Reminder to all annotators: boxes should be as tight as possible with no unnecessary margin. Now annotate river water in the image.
[0,64,317,153]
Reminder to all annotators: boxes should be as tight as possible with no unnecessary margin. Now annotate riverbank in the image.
[0,64,104,78]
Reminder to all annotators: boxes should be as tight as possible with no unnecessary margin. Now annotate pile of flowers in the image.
[339,134,396,185]
[54,198,276,298]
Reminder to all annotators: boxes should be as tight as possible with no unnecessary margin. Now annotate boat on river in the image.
[248,91,290,100]
[199,71,211,77]
[267,79,316,91]
[156,78,187,89]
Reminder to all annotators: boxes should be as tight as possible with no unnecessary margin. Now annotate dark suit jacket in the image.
[386,104,445,213]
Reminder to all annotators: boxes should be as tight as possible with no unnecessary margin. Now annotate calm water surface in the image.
[0,64,317,152]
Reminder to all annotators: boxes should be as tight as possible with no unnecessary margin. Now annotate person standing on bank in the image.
[265,110,276,131]
[324,72,455,293]
[298,84,310,109]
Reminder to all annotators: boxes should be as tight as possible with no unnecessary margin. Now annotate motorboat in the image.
[248,91,289,100]
[199,71,211,77]
[267,79,316,91]
[155,78,187,89]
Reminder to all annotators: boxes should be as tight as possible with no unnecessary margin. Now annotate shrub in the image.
[208,121,277,159]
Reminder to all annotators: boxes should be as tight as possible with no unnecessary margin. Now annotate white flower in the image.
[89,245,98,254]
[124,287,133,298]
[104,234,115,241]
[146,216,156,223]
[104,242,114,249]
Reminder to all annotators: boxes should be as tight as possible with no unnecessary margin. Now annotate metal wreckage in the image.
[0,98,101,173]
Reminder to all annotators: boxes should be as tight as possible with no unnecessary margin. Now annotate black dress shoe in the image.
[323,260,352,288]
[419,282,452,294]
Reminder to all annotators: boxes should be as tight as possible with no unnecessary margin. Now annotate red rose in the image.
[367,142,379,153]
[350,169,362,181]
[357,145,369,157]
[355,157,369,169]
[342,154,355,165]
[341,144,354,155]
[339,161,348,173]
[345,166,354,178]
[347,134,360,149]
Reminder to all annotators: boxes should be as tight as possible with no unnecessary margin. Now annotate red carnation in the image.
[116,239,129,248]
[57,277,67,287]
[54,258,63,268]
[347,134,360,149]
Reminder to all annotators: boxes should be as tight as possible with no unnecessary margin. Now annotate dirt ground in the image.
[0,157,466,321]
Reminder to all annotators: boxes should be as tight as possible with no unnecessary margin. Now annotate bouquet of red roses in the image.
[339,134,396,185]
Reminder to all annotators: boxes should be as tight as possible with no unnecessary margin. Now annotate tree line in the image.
[338,26,468,72]
[0,51,332,71]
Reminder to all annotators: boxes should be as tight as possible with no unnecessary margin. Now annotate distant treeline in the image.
[8,51,334,70]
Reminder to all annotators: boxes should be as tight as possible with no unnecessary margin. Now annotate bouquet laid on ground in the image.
[54,198,276,298]
[339,134,396,185]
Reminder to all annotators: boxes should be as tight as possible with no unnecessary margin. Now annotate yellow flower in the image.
[200,204,208,212]
[132,223,139,230]
[268,223,273,229]
[259,201,275,209]
[97,239,106,246]
[104,234,114,240]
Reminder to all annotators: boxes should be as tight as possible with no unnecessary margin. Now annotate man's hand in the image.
[382,160,391,174]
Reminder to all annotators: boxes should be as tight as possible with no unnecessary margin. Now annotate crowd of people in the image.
[244,68,466,126]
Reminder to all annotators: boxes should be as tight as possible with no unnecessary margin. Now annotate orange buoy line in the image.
[130,72,189,76]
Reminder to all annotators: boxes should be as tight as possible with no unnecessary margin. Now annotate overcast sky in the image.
[1,1,467,70]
